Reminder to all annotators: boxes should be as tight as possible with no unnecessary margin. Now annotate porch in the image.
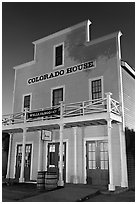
[3,93,127,191]
[2,92,121,132]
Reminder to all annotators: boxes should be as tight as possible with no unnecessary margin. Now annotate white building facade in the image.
[3,20,135,191]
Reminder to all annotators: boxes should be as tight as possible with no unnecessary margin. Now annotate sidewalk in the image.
[3,182,133,202]
[20,184,101,202]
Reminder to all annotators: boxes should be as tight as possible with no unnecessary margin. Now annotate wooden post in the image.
[119,124,128,187]
[106,92,115,191]
[58,101,64,186]
[58,123,64,186]
[106,92,112,114]
[73,127,78,184]
[38,131,43,171]
[6,133,13,178]
[19,108,27,182]
[19,127,27,182]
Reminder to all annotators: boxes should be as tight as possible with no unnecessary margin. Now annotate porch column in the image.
[6,133,13,178]
[107,119,115,191]
[73,127,78,184]
[19,127,27,182]
[38,131,43,171]
[106,92,115,191]
[58,123,64,186]
[119,124,128,187]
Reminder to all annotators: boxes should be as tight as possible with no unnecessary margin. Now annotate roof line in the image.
[32,20,91,45]
[121,60,135,78]
[13,60,36,70]
[85,31,122,47]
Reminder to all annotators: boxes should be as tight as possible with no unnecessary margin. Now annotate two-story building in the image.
[3,20,135,191]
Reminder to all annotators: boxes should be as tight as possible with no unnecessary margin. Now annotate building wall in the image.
[13,25,120,114]
[122,69,135,130]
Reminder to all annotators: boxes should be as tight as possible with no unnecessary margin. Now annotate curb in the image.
[76,187,129,202]
[100,187,129,195]
[76,190,100,202]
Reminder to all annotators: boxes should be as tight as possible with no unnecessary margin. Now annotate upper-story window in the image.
[23,94,31,111]
[54,43,64,68]
[51,86,64,106]
[89,77,103,101]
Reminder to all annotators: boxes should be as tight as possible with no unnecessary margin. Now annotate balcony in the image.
[2,93,122,133]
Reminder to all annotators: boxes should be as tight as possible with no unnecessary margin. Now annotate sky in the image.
[2,2,135,115]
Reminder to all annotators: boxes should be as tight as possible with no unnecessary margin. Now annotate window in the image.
[100,142,108,170]
[54,43,64,67]
[23,94,31,111]
[89,77,103,101]
[52,87,64,106]
[92,79,102,100]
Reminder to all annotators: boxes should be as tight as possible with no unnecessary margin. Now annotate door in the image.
[24,144,32,181]
[86,141,109,185]
[15,144,22,180]
[15,144,32,181]
[47,142,66,181]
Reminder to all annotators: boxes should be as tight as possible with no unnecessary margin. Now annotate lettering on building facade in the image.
[27,60,96,85]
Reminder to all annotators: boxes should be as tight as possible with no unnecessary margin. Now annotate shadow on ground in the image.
[2,183,59,202]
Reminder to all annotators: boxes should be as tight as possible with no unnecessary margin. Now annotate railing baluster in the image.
[2,95,121,126]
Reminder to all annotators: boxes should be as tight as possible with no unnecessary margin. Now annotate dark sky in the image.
[2,2,135,115]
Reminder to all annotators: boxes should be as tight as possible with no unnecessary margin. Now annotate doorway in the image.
[15,144,32,181]
[47,142,66,182]
[86,140,109,185]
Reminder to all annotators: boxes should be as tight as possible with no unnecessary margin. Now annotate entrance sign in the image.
[42,130,52,141]
[27,60,96,85]
[27,107,60,119]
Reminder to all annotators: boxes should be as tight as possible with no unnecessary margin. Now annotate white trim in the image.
[85,31,122,47]
[51,85,65,107]
[34,45,37,61]
[73,127,78,183]
[119,124,128,187]
[12,70,17,114]
[38,131,43,171]
[32,20,90,45]
[117,33,128,188]
[121,61,135,78]
[13,141,34,181]
[83,136,108,184]
[117,33,125,129]
[45,141,48,171]
[22,93,32,112]
[53,42,64,69]
[13,60,36,70]
[87,20,92,42]
[89,76,104,101]
[46,138,69,183]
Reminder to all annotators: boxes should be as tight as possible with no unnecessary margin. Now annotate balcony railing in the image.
[2,93,121,127]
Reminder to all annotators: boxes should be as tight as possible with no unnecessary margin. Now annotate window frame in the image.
[51,85,65,107]
[53,42,64,69]
[22,93,32,112]
[89,76,104,102]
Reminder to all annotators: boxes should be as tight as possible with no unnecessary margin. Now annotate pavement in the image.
[85,190,135,202]
[2,182,135,202]
[20,184,101,202]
